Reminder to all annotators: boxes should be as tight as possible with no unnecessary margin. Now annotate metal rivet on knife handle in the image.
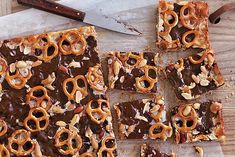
[17,0,86,21]
[209,2,235,24]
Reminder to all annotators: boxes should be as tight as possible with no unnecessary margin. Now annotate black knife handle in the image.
[17,0,86,21]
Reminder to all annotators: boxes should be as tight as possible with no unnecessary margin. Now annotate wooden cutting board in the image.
[0,0,235,156]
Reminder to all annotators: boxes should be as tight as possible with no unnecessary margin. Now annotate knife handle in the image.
[17,0,86,21]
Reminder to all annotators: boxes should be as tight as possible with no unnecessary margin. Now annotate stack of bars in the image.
[0,0,226,157]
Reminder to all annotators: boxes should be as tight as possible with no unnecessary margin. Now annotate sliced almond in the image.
[183,106,192,116]
[56,121,67,127]
[16,61,27,68]
[113,61,121,76]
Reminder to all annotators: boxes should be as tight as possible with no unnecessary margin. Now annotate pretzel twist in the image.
[122,52,144,68]
[0,57,7,75]
[149,122,172,141]
[55,128,82,155]
[80,152,94,157]
[0,144,10,157]
[135,65,158,93]
[24,107,49,132]
[59,31,86,55]
[0,119,7,137]
[98,136,117,157]
[158,39,181,51]
[86,64,106,92]
[150,105,165,121]
[172,105,198,132]
[189,49,214,65]
[33,35,59,62]
[159,10,178,36]
[180,3,198,29]
[8,129,35,156]
[63,75,88,101]
[86,99,111,124]
[26,86,52,111]
[182,30,199,48]
[5,67,32,89]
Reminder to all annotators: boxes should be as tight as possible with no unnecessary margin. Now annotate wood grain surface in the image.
[0,0,235,156]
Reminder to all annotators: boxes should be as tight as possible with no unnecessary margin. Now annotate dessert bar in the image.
[114,96,172,140]
[0,26,117,156]
[171,101,225,144]
[158,0,210,51]
[165,49,224,100]
[107,51,159,93]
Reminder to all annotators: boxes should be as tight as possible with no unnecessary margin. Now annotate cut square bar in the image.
[165,49,224,100]
[114,96,172,140]
[107,51,159,93]
[171,101,225,144]
[158,0,210,51]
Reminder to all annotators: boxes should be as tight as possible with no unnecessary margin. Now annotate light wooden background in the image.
[0,0,235,156]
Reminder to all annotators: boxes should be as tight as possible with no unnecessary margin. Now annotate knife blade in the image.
[17,0,141,35]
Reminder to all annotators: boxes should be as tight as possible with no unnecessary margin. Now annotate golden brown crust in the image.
[98,136,117,157]
[86,99,111,124]
[0,119,7,137]
[0,57,7,75]
[55,128,82,155]
[5,63,32,89]
[59,31,86,56]
[26,85,52,110]
[32,34,59,62]
[80,152,94,157]
[0,144,10,157]
[24,107,49,132]
[86,64,107,93]
[172,105,198,133]
[63,75,88,102]
[149,122,172,141]
[8,129,35,156]
[135,65,158,93]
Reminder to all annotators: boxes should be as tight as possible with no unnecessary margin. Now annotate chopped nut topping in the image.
[68,60,81,68]
[41,72,56,90]
[193,103,201,110]
[56,121,67,127]
[194,146,203,157]
[183,106,192,116]
[113,61,121,76]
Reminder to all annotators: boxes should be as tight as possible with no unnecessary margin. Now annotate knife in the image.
[17,0,141,35]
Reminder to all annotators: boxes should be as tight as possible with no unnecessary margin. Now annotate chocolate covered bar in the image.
[171,101,225,144]
[0,27,117,156]
[158,0,210,51]
[107,51,159,93]
[140,143,176,157]
[165,49,224,100]
[114,96,172,140]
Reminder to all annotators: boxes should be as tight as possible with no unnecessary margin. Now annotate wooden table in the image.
[0,0,235,156]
